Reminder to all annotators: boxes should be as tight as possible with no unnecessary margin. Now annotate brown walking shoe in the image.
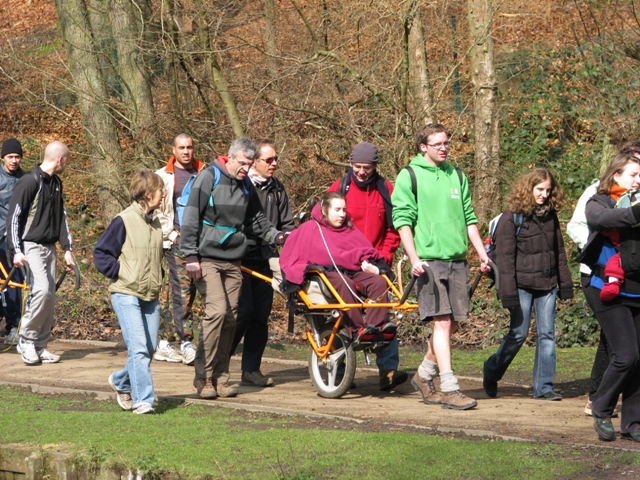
[441,390,477,410]
[217,382,239,398]
[199,377,217,399]
[411,372,442,405]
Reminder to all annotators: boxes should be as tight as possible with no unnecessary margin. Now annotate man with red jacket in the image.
[154,133,206,365]
[328,142,406,391]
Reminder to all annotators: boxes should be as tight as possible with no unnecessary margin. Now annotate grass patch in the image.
[0,385,631,479]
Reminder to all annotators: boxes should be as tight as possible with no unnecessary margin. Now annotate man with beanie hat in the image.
[0,138,25,345]
[328,142,405,392]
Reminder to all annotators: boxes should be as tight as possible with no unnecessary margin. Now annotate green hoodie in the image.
[391,154,478,261]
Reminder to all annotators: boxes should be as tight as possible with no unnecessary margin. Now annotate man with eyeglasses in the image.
[230,139,294,387]
[328,142,406,392]
[154,133,206,366]
[392,124,489,410]
[180,137,287,399]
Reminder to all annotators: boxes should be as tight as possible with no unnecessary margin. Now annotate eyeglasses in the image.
[259,156,278,164]
[426,141,451,150]
[237,160,254,169]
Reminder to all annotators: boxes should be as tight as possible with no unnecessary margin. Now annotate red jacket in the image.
[328,175,400,265]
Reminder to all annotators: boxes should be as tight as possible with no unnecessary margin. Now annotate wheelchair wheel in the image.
[308,328,356,399]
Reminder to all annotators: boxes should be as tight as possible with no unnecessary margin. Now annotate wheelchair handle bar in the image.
[56,263,81,291]
[398,264,435,305]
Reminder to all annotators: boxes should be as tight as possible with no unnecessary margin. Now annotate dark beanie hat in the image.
[1,138,23,158]
[349,142,378,164]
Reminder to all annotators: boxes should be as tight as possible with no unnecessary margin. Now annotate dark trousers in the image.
[589,292,640,434]
[325,270,389,337]
[164,244,196,341]
[581,274,611,400]
[230,260,274,372]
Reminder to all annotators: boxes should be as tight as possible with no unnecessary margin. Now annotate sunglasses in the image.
[259,156,278,164]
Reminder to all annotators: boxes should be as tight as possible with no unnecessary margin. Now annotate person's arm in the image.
[467,223,489,271]
[93,216,126,279]
[494,211,519,308]
[567,183,597,248]
[554,213,574,300]
[7,173,39,266]
[398,225,426,276]
[586,195,640,230]
[277,187,295,232]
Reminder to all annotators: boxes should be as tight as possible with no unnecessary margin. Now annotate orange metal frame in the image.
[241,266,417,362]
[0,264,28,292]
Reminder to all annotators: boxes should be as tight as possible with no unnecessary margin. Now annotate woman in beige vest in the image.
[94,170,164,415]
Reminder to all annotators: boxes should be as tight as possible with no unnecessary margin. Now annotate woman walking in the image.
[94,170,165,414]
[483,168,573,400]
[581,153,640,441]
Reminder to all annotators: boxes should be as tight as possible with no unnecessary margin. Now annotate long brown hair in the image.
[506,168,565,215]
[319,192,353,228]
[598,153,640,195]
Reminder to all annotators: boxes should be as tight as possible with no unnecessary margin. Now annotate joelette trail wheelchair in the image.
[242,265,431,399]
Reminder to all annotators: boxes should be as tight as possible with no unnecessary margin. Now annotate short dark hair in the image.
[130,170,164,208]
[414,123,450,152]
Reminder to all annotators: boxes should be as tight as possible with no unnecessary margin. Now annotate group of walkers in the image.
[2,124,640,443]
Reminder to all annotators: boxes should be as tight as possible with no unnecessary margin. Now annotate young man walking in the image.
[392,124,489,410]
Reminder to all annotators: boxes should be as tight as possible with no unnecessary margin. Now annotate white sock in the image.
[418,357,438,381]
[439,370,459,393]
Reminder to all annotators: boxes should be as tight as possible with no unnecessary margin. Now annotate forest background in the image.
[1,0,638,349]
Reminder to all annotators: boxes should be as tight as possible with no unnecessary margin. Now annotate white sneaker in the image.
[153,340,183,363]
[37,349,61,363]
[181,341,196,365]
[17,338,40,365]
[3,327,18,345]
[108,373,133,410]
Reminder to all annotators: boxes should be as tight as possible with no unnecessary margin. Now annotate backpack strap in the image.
[512,212,525,237]
[405,165,463,202]
[338,174,349,195]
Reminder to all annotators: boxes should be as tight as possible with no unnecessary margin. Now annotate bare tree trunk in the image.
[194,0,244,138]
[406,0,435,126]
[87,1,120,99]
[54,0,127,222]
[468,0,500,223]
[109,0,162,168]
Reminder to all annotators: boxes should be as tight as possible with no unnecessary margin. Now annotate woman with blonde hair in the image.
[483,168,573,401]
[94,170,165,414]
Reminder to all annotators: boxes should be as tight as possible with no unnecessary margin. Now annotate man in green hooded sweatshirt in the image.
[392,123,489,410]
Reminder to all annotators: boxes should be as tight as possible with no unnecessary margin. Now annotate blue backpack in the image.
[176,165,251,228]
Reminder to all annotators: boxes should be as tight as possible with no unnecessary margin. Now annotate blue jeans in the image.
[110,293,160,408]
[0,240,22,331]
[376,337,399,373]
[484,288,557,397]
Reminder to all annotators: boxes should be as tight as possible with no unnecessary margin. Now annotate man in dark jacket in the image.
[7,141,76,365]
[0,138,25,345]
[181,137,286,399]
[230,139,294,387]
[328,142,406,391]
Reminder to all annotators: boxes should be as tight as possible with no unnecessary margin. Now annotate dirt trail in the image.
[0,339,637,451]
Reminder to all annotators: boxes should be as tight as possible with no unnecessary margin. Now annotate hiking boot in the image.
[593,415,615,441]
[181,341,196,366]
[3,327,18,345]
[108,373,133,410]
[217,382,238,398]
[199,378,217,399]
[133,403,155,415]
[379,370,408,391]
[441,390,477,410]
[411,372,442,405]
[37,349,61,364]
[153,340,183,363]
[242,370,274,387]
[621,429,640,442]
[17,338,40,365]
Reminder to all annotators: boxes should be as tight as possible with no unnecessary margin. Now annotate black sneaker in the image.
[482,361,497,398]
[535,390,562,401]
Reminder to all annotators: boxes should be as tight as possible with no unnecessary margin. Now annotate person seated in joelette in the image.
[279,191,394,342]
